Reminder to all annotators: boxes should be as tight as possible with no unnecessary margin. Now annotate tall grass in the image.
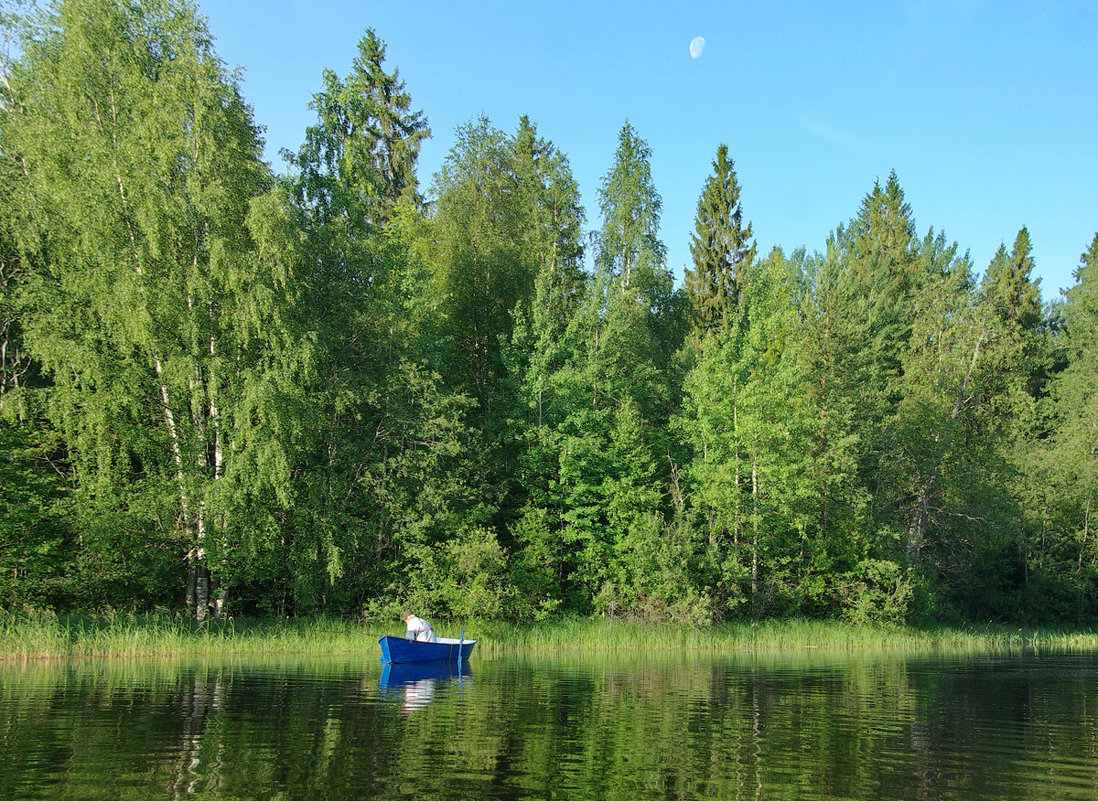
[460,617,1098,656]
[4,610,1098,660]
[0,610,392,660]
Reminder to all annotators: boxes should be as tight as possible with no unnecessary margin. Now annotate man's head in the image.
[401,610,413,622]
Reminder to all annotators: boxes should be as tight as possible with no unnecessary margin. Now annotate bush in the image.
[841,559,913,626]
[400,527,519,620]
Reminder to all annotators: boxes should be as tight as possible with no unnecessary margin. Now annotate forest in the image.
[1,0,1096,627]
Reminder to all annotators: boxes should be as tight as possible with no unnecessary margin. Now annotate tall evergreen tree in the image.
[979,227,1047,406]
[536,121,688,615]
[503,116,586,512]
[836,173,921,544]
[285,28,428,228]
[847,171,919,398]
[982,228,1043,332]
[686,144,756,336]
[280,29,491,615]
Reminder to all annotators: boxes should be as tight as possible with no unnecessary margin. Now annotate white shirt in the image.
[404,615,436,643]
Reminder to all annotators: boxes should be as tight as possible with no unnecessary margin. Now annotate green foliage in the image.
[596,122,667,295]
[1014,233,1098,621]
[0,422,72,608]
[686,143,756,334]
[3,0,314,617]
[428,116,532,403]
[840,559,913,626]
[0,2,1093,628]
[401,527,519,620]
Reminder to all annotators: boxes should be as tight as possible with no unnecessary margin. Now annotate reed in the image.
[465,618,1098,656]
[4,610,1098,660]
[0,611,384,660]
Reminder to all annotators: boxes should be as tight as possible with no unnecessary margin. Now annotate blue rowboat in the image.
[378,634,476,664]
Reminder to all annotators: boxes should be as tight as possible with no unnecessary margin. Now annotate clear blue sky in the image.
[200,0,1097,302]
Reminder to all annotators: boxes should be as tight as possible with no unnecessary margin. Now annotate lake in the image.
[2,649,1097,799]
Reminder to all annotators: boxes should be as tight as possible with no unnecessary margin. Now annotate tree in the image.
[846,171,919,443]
[1020,234,1098,620]
[503,116,586,521]
[686,144,756,336]
[3,0,311,617]
[278,30,504,615]
[596,122,671,306]
[429,114,587,487]
[284,28,428,230]
[794,242,871,597]
[591,121,682,417]
[1050,235,1098,567]
[679,248,817,618]
[429,116,531,406]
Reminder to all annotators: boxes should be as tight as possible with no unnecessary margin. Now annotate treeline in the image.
[1,0,1096,625]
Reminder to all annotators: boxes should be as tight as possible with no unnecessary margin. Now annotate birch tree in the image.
[3,0,309,617]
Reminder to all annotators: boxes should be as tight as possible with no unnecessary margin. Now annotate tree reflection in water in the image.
[3,653,1098,800]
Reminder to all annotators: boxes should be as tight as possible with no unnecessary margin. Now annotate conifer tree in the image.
[846,171,920,400]
[286,28,428,228]
[353,30,430,215]
[982,228,1043,333]
[504,117,586,514]
[886,227,1045,614]
[686,144,756,336]
[837,174,921,542]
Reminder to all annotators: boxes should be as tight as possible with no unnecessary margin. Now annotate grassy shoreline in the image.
[4,611,1098,660]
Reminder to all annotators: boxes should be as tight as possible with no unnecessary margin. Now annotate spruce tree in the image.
[686,144,756,336]
[286,28,428,228]
[981,228,1043,332]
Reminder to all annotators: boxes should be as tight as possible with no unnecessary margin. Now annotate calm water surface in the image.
[2,649,1097,800]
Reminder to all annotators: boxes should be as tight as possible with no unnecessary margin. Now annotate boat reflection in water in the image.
[379,661,472,714]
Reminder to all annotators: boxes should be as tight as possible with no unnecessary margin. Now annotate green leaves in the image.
[3,0,312,616]
[2,4,1094,626]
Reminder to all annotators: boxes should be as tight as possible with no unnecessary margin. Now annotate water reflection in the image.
[172,669,224,797]
[1,651,1097,800]
[378,661,471,714]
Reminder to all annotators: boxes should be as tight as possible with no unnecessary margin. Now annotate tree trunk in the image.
[195,566,209,623]
[185,562,197,611]
[751,453,759,597]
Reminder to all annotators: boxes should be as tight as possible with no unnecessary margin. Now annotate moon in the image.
[690,36,706,59]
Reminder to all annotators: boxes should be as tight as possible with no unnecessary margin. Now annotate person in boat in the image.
[401,610,437,643]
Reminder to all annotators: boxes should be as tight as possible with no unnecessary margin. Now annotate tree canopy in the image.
[1,0,1094,626]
